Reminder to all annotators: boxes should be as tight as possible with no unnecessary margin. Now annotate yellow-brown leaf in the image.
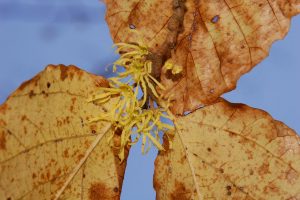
[104,0,300,114]
[154,100,300,199]
[0,65,128,200]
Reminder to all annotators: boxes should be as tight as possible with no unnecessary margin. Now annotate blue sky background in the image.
[0,1,299,199]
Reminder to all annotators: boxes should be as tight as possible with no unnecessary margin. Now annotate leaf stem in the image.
[173,120,203,200]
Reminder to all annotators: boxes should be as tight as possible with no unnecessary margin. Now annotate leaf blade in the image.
[0,65,128,200]
[154,100,300,199]
[104,0,300,114]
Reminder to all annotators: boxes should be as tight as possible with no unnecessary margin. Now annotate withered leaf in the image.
[154,100,300,199]
[104,0,300,114]
[0,65,128,200]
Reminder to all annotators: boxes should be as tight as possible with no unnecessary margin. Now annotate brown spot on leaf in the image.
[23,126,27,134]
[258,162,271,177]
[47,82,51,88]
[57,120,63,127]
[84,140,91,148]
[69,72,75,80]
[90,124,97,134]
[40,173,45,180]
[263,182,280,194]
[170,180,191,200]
[0,103,9,114]
[29,90,35,98]
[89,182,113,200]
[32,173,37,179]
[46,171,51,180]
[0,131,6,150]
[71,97,77,105]
[55,169,62,177]
[21,115,27,121]
[113,187,119,193]
[226,185,232,191]
[70,105,74,112]
[249,169,254,175]
[63,149,69,158]
[285,169,299,185]
[245,149,254,160]
[59,65,69,81]
[76,154,84,163]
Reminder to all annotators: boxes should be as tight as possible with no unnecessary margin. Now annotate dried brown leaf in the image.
[154,100,300,199]
[104,0,300,114]
[0,65,128,200]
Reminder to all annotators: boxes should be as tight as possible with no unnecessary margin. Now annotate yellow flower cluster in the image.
[112,43,166,105]
[89,42,179,161]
